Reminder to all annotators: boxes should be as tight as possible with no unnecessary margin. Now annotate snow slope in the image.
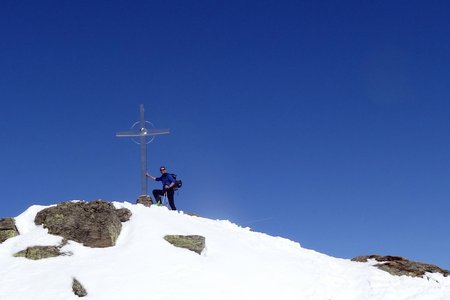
[1,202,449,300]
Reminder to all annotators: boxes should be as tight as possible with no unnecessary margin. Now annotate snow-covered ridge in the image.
[1,202,449,300]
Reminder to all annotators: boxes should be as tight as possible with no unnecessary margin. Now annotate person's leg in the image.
[167,189,176,210]
[152,189,164,204]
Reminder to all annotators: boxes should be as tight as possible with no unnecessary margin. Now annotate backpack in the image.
[170,173,183,190]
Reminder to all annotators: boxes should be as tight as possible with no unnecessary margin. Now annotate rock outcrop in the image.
[352,255,450,278]
[0,218,19,243]
[72,278,87,297]
[164,235,206,254]
[34,200,131,248]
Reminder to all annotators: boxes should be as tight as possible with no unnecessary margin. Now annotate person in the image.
[146,166,177,210]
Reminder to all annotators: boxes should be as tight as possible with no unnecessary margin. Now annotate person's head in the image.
[159,166,167,174]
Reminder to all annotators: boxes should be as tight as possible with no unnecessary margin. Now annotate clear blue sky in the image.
[1,0,449,269]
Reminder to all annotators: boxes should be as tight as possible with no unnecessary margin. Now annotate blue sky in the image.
[1,0,449,269]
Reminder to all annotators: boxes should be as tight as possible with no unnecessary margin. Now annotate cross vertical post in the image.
[140,104,147,195]
[116,104,170,196]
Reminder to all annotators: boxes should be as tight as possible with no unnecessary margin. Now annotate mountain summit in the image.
[1,201,449,300]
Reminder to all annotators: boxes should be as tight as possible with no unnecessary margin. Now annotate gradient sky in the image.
[1,0,449,269]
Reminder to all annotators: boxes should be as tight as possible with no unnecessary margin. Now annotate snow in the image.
[1,202,449,300]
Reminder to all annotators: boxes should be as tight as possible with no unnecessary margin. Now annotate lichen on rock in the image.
[0,218,20,243]
[352,255,450,278]
[13,245,71,260]
[34,200,131,248]
[0,229,18,243]
[164,235,206,254]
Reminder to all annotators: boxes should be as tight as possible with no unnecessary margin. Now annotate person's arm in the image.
[145,172,157,181]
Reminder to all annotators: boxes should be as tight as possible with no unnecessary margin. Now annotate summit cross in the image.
[116,104,170,196]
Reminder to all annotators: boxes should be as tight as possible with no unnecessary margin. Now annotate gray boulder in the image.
[352,255,450,278]
[34,200,131,248]
[0,218,19,243]
[164,235,206,254]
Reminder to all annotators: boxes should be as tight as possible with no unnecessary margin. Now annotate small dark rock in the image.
[0,218,20,243]
[136,195,153,207]
[34,200,131,248]
[352,255,450,278]
[164,235,206,254]
[72,278,87,297]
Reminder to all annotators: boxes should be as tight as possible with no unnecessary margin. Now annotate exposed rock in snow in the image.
[352,255,450,278]
[164,235,206,254]
[0,218,19,243]
[72,278,87,297]
[13,239,72,260]
[136,195,152,207]
[116,207,132,222]
[34,200,131,248]
[14,245,66,260]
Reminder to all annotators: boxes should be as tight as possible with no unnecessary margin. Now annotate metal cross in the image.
[116,104,170,196]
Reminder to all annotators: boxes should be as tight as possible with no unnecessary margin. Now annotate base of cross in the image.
[136,194,153,207]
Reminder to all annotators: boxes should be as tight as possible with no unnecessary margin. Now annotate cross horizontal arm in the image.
[147,129,171,136]
[116,129,171,137]
[116,131,141,137]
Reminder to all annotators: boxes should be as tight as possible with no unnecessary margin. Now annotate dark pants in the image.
[152,188,176,210]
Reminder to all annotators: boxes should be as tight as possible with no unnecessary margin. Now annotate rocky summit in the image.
[34,200,132,248]
[2,202,450,299]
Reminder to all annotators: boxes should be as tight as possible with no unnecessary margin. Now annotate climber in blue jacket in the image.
[146,166,177,210]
